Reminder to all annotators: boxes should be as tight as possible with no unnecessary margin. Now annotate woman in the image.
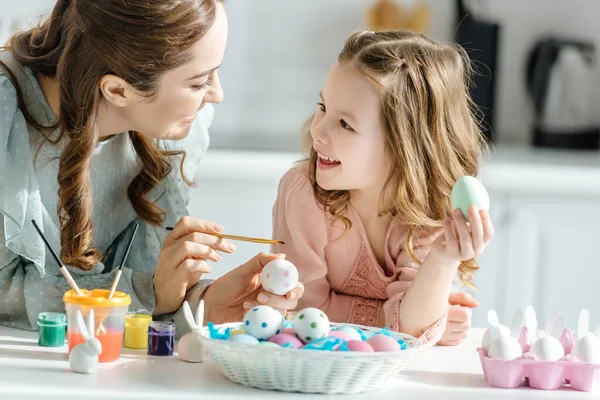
[0,0,303,334]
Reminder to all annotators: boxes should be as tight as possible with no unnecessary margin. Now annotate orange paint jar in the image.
[63,289,131,363]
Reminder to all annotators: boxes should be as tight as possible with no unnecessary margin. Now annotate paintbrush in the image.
[31,219,82,295]
[108,222,139,299]
[165,226,284,245]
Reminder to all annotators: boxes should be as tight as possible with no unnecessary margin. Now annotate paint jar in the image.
[37,312,66,347]
[63,289,131,363]
[148,321,175,356]
[124,314,152,349]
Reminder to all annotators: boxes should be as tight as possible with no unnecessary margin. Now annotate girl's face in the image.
[123,2,228,140]
[311,61,391,195]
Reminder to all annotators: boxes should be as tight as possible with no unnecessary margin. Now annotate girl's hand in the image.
[438,292,479,346]
[153,217,236,315]
[430,207,494,265]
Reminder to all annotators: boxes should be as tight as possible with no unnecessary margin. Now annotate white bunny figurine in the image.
[177,300,205,363]
[69,309,102,374]
[571,308,600,363]
[481,309,510,350]
[529,312,566,361]
[487,309,523,360]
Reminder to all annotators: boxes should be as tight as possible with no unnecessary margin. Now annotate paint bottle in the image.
[148,321,176,356]
[37,312,66,347]
[124,314,152,349]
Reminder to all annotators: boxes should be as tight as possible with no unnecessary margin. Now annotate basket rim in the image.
[203,321,424,359]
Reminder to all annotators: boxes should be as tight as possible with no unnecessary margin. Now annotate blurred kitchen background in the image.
[4,0,600,330]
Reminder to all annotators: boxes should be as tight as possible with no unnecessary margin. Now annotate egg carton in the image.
[479,307,600,392]
[202,322,422,394]
[479,344,600,391]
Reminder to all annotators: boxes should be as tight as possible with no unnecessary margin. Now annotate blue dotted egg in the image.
[243,305,284,340]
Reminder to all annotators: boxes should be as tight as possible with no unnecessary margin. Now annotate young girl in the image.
[270,30,493,345]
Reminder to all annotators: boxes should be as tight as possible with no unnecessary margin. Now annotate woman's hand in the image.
[153,217,236,315]
[203,252,304,324]
[430,207,494,266]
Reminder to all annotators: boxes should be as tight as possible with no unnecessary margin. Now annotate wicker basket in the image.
[203,322,422,394]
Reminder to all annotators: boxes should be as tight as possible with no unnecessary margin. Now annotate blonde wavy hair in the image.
[304,30,488,287]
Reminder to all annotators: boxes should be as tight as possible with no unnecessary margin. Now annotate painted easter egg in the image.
[229,334,259,345]
[268,333,304,349]
[451,176,490,221]
[229,328,245,337]
[346,340,374,352]
[293,307,330,344]
[243,306,284,340]
[332,326,362,341]
[367,334,401,352]
[327,329,356,342]
[260,259,299,296]
[257,342,281,348]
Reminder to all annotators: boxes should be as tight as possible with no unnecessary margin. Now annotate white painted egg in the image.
[243,305,285,340]
[260,259,299,296]
[293,307,330,344]
[571,335,600,364]
[481,324,510,350]
[451,176,490,221]
[530,336,565,361]
[487,336,523,360]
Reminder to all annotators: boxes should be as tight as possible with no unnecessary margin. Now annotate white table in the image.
[0,327,595,399]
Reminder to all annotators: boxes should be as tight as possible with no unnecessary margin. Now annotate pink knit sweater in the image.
[272,162,448,344]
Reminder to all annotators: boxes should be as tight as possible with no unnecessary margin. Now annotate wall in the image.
[5,1,600,148]
[211,0,600,149]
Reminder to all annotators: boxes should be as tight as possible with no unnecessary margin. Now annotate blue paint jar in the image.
[147,321,175,356]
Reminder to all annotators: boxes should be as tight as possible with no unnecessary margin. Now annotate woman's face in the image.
[122,2,228,140]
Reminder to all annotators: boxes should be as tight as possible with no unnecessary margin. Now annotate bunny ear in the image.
[594,324,600,338]
[488,325,501,342]
[196,300,204,328]
[510,309,524,339]
[87,309,95,339]
[546,310,560,335]
[75,309,89,338]
[182,301,197,331]
[525,305,539,342]
[487,309,500,327]
[578,308,590,338]
[551,314,566,339]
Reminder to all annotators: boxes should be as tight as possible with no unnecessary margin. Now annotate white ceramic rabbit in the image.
[69,309,102,374]
[571,308,600,363]
[481,309,510,350]
[487,308,524,360]
[177,300,205,363]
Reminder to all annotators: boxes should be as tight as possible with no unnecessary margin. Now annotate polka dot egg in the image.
[243,305,284,340]
[293,307,330,344]
[260,259,299,296]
